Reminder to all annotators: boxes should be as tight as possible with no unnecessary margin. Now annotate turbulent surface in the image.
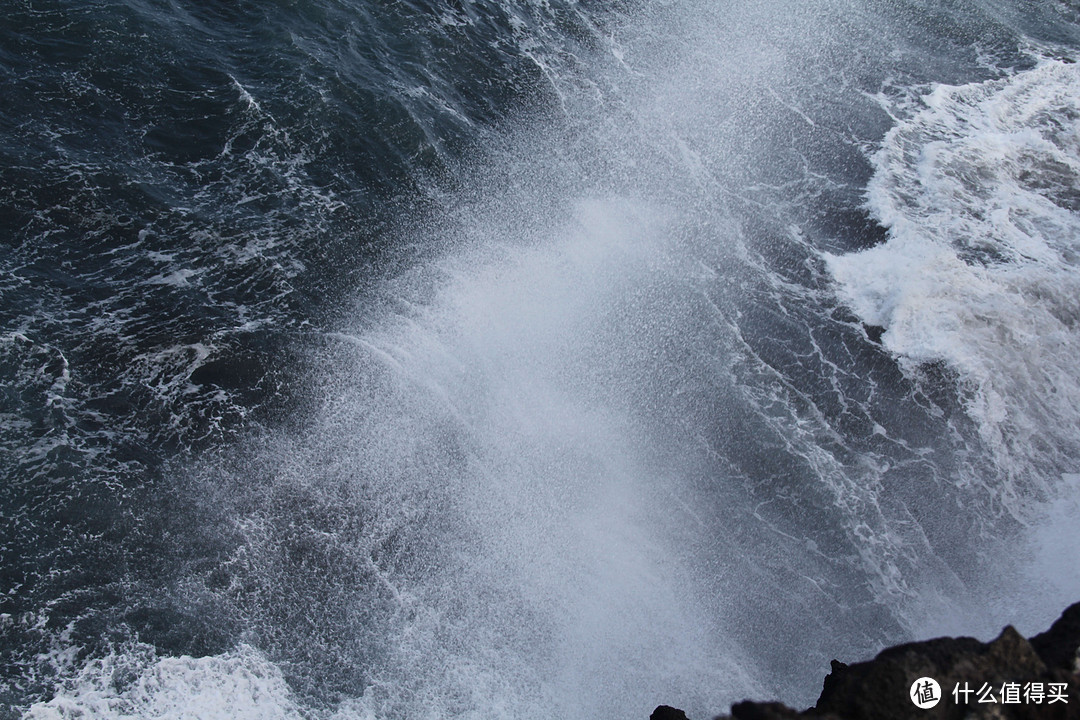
[2,0,1080,718]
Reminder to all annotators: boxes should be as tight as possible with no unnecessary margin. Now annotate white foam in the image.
[146,269,199,287]
[1019,472,1080,627]
[24,645,307,720]
[327,197,761,719]
[827,59,1080,490]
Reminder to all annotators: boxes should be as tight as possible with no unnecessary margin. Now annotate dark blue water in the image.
[3,1,1080,717]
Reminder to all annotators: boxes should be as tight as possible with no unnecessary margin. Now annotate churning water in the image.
[3,0,1080,718]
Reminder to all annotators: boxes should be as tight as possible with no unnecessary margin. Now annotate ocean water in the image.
[2,0,1080,717]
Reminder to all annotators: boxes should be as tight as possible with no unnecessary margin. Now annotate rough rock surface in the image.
[654,601,1080,720]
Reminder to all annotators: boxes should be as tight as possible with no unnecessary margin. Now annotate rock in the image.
[1032,603,1080,673]
[709,602,1080,720]
[651,705,690,720]
[728,700,808,719]
[813,624,1054,720]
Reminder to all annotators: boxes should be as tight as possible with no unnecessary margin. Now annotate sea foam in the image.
[827,58,1080,492]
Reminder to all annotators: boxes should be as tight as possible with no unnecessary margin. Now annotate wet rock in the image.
[728,700,809,719]
[1032,603,1080,674]
[652,705,690,720]
[709,601,1080,720]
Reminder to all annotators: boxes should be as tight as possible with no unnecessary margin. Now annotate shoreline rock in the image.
[655,602,1080,720]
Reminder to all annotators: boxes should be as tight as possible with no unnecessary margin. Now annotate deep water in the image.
[3,0,1080,718]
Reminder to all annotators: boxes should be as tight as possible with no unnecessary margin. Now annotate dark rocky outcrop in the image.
[1032,603,1080,675]
[808,623,1074,720]
[652,706,691,720]
[655,601,1080,720]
